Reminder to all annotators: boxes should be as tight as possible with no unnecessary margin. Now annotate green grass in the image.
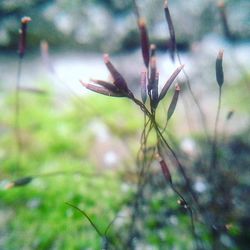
[0,89,140,249]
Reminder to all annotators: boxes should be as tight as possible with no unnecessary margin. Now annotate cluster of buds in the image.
[81,51,183,114]
[81,1,183,115]
[81,54,134,99]
[136,3,182,111]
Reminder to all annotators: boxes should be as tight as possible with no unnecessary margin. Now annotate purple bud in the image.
[164,1,176,61]
[103,54,130,94]
[18,16,31,58]
[80,80,125,97]
[157,154,172,183]
[138,18,150,68]
[216,50,224,87]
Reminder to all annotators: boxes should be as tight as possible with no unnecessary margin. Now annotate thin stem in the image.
[127,117,155,248]
[15,57,23,170]
[131,95,200,207]
[127,78,204,249]
[66,202,103,237]
[131,96,152,119]
[210,87,222,171]
[157,139,203,249]
[156,125,199,206]
[170,183,200,250]
[161,118,168,134]
[176,52,210,141]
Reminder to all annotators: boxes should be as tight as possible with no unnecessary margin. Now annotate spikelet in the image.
[164,0,176,61]
[158,65,184,101]
[167,84,180,122]
[216,50,224,87]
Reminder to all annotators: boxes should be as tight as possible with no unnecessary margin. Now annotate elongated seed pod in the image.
[148,45,157,95]
[90,79,121,94]
[151,72,159,109]
[158,65,184,101]
[14,176,33,187]
[18,16,31,58]
[167,84,180,122]
[164,0,176,61]
[103,54,129,93]
[216,50,224,87]
[140,71,147,103]
[80,81,125,97]
[138,18,150,68]
[5,176,33,189]
[149,45,159,108]
[158,157,172,183]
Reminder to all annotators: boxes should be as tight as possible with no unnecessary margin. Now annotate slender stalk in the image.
[14,57,23,169]
[66,202,103,237]
[156,136,202,249]
[129,95,204,248]
[156,125,199,206]
[127,116,155,248]
[163,1,209,139]
[170,183,200,250]
[176,52,210,141]
[210,87,222,171]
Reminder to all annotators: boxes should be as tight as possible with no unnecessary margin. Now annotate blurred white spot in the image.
[26,198,41,209]
[0,179,10,190]
[180,137,197,157]
[121,183,131,193]
[89,120,109,142]
[103,150,118,167]
[169,215,178,225]
[54,13,73,35]
[194,180,207,193]
[0,28,9,45]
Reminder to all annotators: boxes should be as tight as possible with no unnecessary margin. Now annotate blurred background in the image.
[0,0,250,249]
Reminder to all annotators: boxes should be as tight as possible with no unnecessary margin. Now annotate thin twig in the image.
[210,87,222,172]
[14,57,23,169]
